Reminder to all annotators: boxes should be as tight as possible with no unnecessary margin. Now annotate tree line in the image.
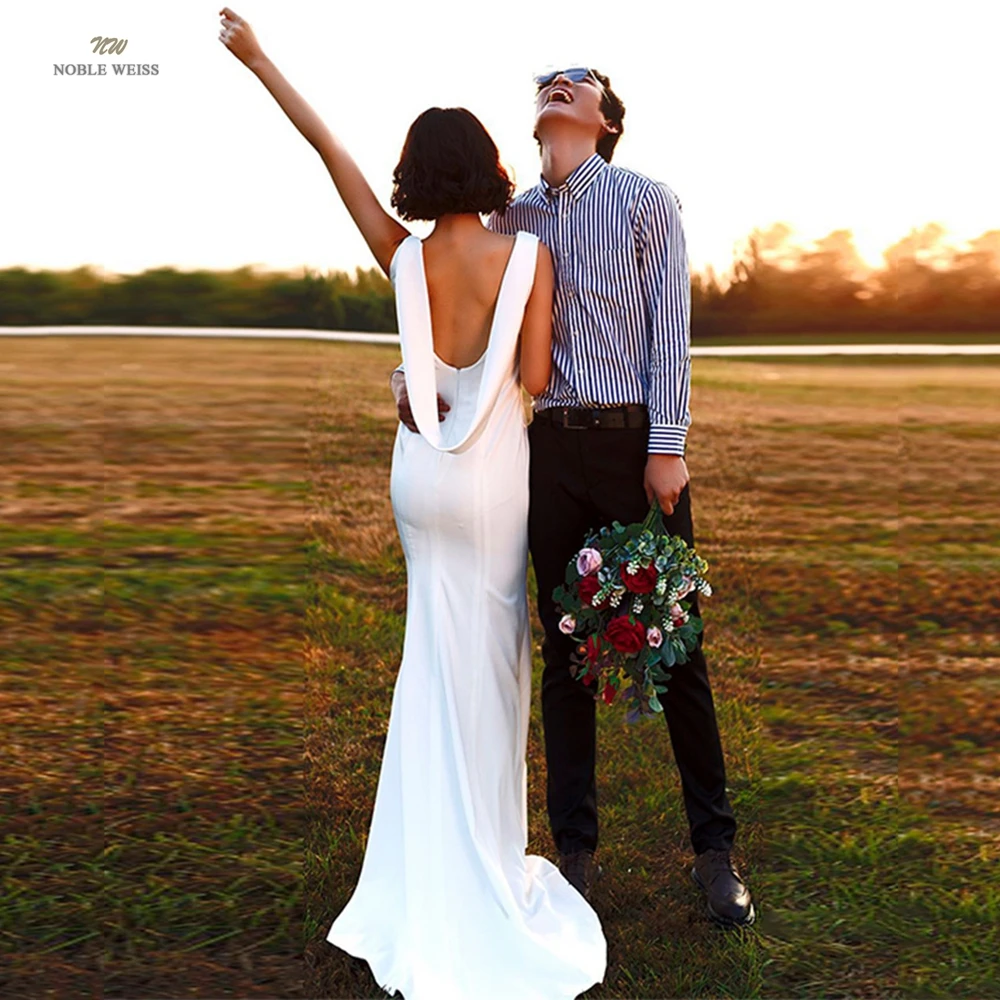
[2,224,998,337]
[695,224,1000,335]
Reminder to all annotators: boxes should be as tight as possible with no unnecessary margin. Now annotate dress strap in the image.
[391,232,540,454]
[391,235,442,447]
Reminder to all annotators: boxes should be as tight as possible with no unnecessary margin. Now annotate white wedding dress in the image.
[326,231,607,999]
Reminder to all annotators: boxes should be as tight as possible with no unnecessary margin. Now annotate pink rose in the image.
[559,614,577,635]
[670,603,687,627]
[576,547,603,577]
[646,626,663,648]
[677,577,695,598]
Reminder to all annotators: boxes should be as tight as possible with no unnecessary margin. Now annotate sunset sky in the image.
[2,0,996,279]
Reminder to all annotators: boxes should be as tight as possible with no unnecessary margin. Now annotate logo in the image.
[54,36,159,76]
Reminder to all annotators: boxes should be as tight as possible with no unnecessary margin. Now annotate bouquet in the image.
[552,501,712,723]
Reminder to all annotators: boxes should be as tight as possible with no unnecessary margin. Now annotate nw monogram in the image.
[90,36,128,55]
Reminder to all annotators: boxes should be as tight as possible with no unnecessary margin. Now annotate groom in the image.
[394,68,754,928]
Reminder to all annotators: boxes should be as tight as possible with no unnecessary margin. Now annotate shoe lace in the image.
[563,851,592,879]
[702,849,738,884]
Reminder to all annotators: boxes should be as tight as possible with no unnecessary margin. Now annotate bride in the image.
[219,9,608,999]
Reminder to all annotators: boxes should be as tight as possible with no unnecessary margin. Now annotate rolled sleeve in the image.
[636,181,692,456]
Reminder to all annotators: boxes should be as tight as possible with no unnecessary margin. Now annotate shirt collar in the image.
[540,152,607,202]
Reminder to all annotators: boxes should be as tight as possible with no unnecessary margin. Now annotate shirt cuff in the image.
[647,423,688,456]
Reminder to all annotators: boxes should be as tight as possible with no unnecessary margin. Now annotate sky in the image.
[2,0,997,279]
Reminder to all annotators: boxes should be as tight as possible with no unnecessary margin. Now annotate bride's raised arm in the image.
[218,7,409,275]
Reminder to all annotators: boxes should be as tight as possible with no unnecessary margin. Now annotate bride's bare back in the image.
[420,228,518,369]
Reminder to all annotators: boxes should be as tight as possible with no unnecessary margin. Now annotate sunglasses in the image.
[533,67,603,92]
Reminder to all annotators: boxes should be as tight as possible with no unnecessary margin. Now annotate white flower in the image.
[646,626,663,648]
[558,614,576,635]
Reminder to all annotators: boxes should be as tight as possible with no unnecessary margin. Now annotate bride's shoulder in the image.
[482,230,519,257]
[387,233,416,280]
[513,230,544,259]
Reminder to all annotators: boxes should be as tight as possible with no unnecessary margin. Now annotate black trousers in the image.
[528,419,737,857]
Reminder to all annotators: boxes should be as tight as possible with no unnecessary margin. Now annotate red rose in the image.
[603,615,646,654]
[620,563,658,594]
[584,635,603,664]
[602,683,616,705]
[578,575,602,607]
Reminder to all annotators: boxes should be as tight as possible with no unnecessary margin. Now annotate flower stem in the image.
[642,499,663,533]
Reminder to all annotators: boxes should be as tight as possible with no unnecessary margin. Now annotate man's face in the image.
[534,69,610,139]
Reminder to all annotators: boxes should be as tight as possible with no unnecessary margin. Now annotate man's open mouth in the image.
[547,88,573,104]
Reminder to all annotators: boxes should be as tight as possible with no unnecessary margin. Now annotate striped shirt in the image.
[487,152,692,456]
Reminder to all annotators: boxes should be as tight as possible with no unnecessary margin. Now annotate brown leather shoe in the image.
[691,848,755,927]
[558,849,602,901]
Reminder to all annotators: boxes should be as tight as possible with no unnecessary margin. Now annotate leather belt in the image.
[532,404,649,430]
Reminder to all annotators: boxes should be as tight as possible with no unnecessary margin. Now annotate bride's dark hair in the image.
[391,107,514,221]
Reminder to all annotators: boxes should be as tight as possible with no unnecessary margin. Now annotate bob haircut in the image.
[391,107,514,221]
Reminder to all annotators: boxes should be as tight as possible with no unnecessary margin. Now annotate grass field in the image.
[1,337,997,999]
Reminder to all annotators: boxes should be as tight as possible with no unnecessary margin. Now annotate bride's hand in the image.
[218,7,266,71]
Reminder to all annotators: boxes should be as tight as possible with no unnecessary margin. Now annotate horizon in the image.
[8,220,992,287]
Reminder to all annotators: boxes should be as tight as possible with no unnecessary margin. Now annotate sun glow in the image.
[2,0,996,283]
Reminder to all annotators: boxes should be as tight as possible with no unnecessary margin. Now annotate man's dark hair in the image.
[391,107,514,221]
[532,68,626,163]
[591,69,626,162]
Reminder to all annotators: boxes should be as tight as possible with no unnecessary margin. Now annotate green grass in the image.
[1,336,997,998]
[304,344,999,999]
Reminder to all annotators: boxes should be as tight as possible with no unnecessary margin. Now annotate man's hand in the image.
[391,370,449,433]
[643,454,689,515]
